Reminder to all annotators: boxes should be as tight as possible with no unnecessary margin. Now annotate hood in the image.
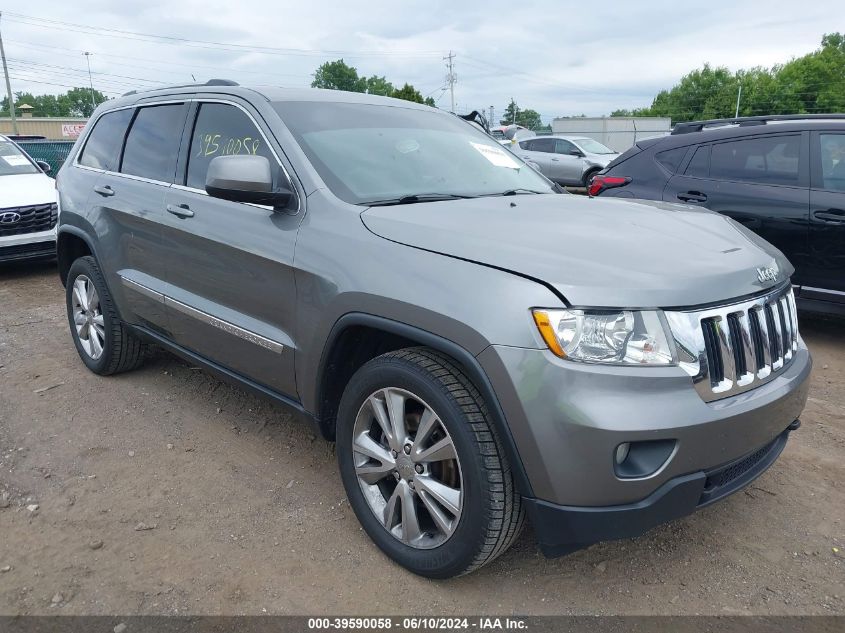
[361,194,793,308]
[0,173,56,209]
[585,152,618,167]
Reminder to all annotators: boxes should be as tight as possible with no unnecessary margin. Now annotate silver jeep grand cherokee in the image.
[55,81,811,578]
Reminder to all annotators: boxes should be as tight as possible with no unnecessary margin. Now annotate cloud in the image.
[0,0,836,120]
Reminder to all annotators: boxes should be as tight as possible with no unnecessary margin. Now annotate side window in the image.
[685,145,710,177]
[121,104,187,183]
[530,138,555,153]
[518,140,533,150]
[78,109,133,171]
[710,135,801,186]
[655,147,688,174]
[819,134,845,192]
[186,103,277,190]
[555,139,577,155]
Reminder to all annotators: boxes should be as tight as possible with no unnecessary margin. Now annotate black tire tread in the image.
[70,256,145,375]
[379,347,524,575]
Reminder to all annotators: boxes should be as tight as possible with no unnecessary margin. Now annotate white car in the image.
[514,135,619,187]
[0,135,58,263]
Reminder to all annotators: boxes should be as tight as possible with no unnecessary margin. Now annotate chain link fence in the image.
[17,140,76,177]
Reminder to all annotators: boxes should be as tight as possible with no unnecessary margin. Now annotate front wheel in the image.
[336,348,524,578]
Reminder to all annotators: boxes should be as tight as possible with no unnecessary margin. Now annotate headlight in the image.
[532,309,676,365]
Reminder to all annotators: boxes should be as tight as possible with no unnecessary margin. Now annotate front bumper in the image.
[0,228,57,263]
[525,421,797,556]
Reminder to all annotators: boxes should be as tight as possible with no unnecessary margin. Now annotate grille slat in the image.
[666,286,798,402]
[0,203,58,237]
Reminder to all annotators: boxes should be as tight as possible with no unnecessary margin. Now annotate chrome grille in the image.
[0,203,58,237]
[665,285,799,402]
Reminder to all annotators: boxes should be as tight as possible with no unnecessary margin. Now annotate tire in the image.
[583,168,600,189]
[65,255,145,375]
[336,347,524,578]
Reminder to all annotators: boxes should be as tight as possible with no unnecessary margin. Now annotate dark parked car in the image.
[593,115,845,315]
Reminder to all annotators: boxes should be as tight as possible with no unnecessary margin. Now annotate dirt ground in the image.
[0,262,842,616]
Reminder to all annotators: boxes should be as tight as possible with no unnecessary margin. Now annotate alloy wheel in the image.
[352,387,463,549]
[71,275,105,360]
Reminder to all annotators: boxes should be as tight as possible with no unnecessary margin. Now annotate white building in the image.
[551,117,671,153]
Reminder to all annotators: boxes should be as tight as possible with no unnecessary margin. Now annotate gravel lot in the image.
[1,262,843,616]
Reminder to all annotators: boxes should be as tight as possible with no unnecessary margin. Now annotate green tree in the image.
[424,96,436,107]
[500,100,543,129]
[311,59,366,92]
[609,33,845,122]
[391,83,424,104]
[501,99,518,125]
[57,88,108,117]
[364,75,394,96]
[2,88,107,117]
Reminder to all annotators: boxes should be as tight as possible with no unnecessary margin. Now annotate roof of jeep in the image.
[100,83,432,113]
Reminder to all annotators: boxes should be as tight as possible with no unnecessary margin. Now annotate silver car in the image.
[515,135,618,187]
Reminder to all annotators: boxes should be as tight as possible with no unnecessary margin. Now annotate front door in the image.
[161,100,303,399]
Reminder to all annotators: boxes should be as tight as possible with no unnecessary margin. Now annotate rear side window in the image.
[819,133,845,192]
[554,139,577,155]
[78,109,133,171]
[121,104,187,183]
[529,138,555,153]
[654,147,687,174]
[186,103,277,190]
[710,135,801,186]
[685,145,710,177]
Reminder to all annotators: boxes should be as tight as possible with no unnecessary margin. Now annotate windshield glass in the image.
[273,101,554,204]
[574,138,616,155]
[0,138,38,176]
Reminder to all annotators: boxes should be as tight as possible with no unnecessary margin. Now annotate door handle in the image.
[166,204,194,218]
[93,185,114,197]
[678,191,707,203]
[814,209,845,223]
[551,158,560,162]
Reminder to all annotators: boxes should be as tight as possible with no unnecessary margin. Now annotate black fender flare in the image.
[316,312,534,497]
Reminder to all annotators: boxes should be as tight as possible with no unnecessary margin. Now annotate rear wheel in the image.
[583,168,601,188]
[66,256,145,375]
[337,347,523,577]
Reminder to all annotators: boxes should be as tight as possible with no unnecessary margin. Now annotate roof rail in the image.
[122,78,239,97]
[671,113,845,135]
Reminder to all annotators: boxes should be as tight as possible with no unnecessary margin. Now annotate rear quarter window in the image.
[654,147,688,174]
[78,109,134,171]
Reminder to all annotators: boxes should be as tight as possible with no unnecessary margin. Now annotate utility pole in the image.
[443,51,456,113]
[735,84,742,119]
[83,52,96,112]
[489,105,494,127]
[0,12,18,135]
[512,97,516,124]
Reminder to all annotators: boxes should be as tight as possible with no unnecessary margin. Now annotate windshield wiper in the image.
[360,193,478,207]
[497,188,548,196]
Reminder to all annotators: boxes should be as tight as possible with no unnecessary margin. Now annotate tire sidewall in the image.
[65,257,114,374]
[337,354,490,578]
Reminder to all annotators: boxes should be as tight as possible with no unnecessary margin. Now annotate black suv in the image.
[593,115,845,315]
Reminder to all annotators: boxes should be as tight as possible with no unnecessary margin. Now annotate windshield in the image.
[574,138,616,155]
[273,101,554,204]
[0,138,38,176]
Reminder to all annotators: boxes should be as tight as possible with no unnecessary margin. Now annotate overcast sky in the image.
[0,1,837,122]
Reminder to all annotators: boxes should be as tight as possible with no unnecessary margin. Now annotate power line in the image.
[2,12,443,59]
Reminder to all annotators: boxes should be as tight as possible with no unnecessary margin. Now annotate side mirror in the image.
[569,149,585,157]
[36,160,52,173]
[205,155,293,208]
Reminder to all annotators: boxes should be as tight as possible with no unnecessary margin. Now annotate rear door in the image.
[517,138,554,177]
[84,102,189,334]
[805,131,845,302]
[663,133,811,284]
[161,99,303,399]
[552,138,584,183]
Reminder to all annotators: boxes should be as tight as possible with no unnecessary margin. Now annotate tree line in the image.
[311,59,436,106]
[1,87,109,118]
[611,33,845,122]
